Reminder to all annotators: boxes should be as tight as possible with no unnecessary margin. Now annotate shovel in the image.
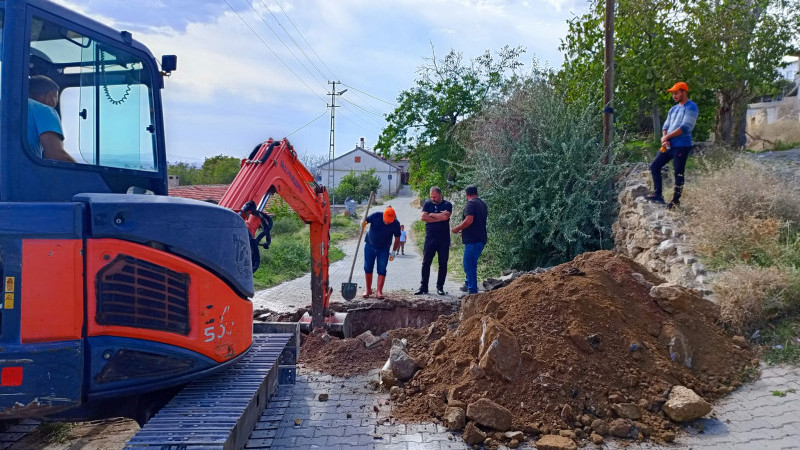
[341,191,375,300]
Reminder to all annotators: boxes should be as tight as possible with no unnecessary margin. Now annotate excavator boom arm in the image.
[219,138,331,329]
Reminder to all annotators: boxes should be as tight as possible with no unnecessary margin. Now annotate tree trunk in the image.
[651,104,661,138]
[714,91,736,146]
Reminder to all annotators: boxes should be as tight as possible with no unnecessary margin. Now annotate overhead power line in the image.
[273,0,337,80]
[341,83,398,107]
[243,0,328,91]
[222,0,327,104]
[287,108,330,136]
[257,0,330,83]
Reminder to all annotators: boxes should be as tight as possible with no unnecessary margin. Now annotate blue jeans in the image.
[364,242,389,276]
[463,241,485,294]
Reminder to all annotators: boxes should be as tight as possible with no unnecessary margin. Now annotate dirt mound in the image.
[298,314,459,377]
[391,251,756,442]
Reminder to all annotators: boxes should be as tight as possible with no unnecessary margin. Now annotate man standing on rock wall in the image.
[415,186,452,296]
[647,81,698,210]
[451,185,488,295]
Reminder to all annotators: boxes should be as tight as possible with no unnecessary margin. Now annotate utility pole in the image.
[602,0,615,163]
[327,81,347,201]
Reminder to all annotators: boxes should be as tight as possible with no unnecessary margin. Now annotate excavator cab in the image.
[0,0,254,419]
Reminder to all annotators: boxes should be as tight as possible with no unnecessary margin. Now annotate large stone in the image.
[619,184,650,204]
[663,386,711,422]
[535,434,577,450]
[444,407,466,431]
[611,403,642,420]
[478,317,521,381]
[356,330,383,349]
[608,418,633,438]
[462,421,487,445]
[466,398,513,431]
[389,339,419,381]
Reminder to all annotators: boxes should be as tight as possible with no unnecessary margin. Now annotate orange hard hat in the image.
[667,81,689,92]
[383,206,396,223]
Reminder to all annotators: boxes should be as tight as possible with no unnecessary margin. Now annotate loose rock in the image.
[663,386,711,422]
[466,398,513,431]
[535,434,577,450]
[443,407,466,431]
[389,339,419,381]
[462,421,487,446]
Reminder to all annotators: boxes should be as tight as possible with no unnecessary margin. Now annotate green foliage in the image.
[334,169,381,203]
[37,422,74,445]
[251,213,356,290]
[558,0,799,146]
[457,71,620,269]
[763,318,800,365]
[168,155,241,185]
[376,46,525,196]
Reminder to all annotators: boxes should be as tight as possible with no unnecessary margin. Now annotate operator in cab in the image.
[27,75,76,163]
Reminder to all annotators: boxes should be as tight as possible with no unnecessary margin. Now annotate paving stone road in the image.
[248,159,800,449]
[252,185,464,314]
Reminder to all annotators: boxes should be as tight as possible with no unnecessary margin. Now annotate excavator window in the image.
[27,15,157,171]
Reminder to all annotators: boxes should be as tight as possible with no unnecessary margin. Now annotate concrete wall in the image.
[318,148,401,198]
[746,96,800,151]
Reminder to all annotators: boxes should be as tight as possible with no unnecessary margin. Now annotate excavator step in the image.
[126,324,298,450]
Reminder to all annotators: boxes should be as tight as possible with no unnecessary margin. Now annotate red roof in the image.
[169,184,231,203]
[169,184,279,211]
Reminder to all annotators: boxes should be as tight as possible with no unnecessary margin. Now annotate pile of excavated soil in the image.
[390,251,757,442]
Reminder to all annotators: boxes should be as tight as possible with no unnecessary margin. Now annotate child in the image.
[399,224,407,255]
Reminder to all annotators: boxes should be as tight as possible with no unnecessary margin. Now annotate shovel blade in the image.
[341,282,358,301]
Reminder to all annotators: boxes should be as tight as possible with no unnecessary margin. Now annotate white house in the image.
[318,140,402,198]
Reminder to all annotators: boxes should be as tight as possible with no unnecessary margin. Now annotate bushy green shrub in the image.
[456,74,620,269]
[335,169,381,204]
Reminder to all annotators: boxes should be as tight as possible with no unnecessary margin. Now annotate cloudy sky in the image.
[52,0,588,165]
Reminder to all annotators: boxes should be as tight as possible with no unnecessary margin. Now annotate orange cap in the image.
[383,206,395,223]
[667,81,689,92]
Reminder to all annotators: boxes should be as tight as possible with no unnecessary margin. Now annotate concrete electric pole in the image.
[327,81,347,202]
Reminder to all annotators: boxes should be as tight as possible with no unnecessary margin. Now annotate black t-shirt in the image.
[422,199,452,239]
[461,197,488,244]
[365,211,401,249]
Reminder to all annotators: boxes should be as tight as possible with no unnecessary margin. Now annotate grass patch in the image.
[37,422,74,445]
[252,213,359,290]
[762,318,800,365]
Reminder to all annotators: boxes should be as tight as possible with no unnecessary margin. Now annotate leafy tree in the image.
[334,169,381,203]
[685,0,799,145]
[168,161,201,185]
[375,46,524,196]
[457,71,620,269]
[196,155,242,184]
[168,155,242,185]
[558,0,798,146]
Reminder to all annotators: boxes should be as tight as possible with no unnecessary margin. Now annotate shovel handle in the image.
[347,192,375,283]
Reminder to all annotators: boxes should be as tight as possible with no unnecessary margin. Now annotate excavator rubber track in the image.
[125,324,298,449]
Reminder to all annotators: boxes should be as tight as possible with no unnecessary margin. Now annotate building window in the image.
[354,156,361,163]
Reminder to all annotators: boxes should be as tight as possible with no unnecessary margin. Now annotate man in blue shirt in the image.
[451,185,488,295]
[415,186,452,296]
[647,81,698,209]
[362,206,401,300]
[27,75,75,163]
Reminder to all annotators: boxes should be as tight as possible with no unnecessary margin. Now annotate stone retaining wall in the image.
[612,167,712,296]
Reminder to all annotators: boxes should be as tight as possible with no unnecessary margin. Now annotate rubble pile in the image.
[389,251,756,446]
[612,167,712,295]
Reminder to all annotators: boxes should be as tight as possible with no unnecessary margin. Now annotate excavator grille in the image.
[96,255,190,335]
